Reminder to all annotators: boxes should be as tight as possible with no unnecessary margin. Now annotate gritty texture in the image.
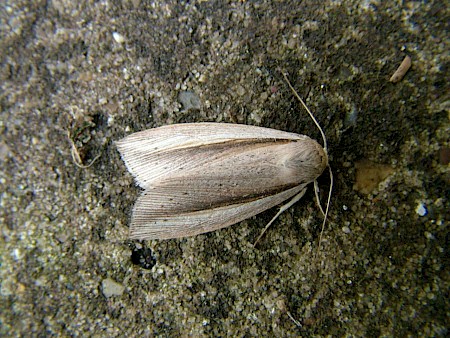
[1,0,448,336]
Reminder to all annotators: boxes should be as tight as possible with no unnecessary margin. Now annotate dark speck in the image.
[131,247,156,270]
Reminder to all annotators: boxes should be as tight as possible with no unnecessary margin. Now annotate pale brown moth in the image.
[117,75,332,242]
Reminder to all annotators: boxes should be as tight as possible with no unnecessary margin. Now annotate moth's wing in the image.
[116,123,308,188]
[130,185,306,240]
[118,123,303,151]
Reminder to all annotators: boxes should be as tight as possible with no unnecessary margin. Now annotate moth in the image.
[117,76,332,242]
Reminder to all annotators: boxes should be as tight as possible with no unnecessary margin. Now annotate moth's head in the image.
[284,138,328,183]
[313,139,329,174]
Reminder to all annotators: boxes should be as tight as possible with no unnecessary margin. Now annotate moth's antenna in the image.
[282,72,333,253]
[282,72,328,152]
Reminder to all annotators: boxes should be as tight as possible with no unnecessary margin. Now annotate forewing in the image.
[129,185,306,240]
[116,123,309,188]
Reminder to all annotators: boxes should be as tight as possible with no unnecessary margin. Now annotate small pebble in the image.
[342,226,351,234]
[415,202,427,217]
[112,32,125,44]
[102,278,125,297]
[178,91,201,110]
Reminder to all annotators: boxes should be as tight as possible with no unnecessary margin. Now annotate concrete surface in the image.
[1,0,448,336]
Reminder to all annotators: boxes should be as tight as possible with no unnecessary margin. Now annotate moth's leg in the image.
[314,180,326,217]
[316,167,334,254]
[253,187,307,246]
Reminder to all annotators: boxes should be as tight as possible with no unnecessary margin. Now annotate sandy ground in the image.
[1,0,448,336]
